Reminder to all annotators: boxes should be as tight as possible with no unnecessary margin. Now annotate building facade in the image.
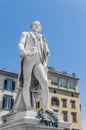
[0,68,82,130]
[47,67,82,130]
[0,69,18,123]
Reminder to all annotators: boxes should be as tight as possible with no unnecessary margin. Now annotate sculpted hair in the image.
[30,21,42,30]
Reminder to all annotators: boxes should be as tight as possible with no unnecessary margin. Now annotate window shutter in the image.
[2,97,5,109]
[10,98,14,109]
[12,81,15,91]
[51,97,54,106]
[36,102,40,108]
[4,80,7,89]
[57,98,60,107]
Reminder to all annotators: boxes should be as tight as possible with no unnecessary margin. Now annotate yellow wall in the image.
[47,72,82,130]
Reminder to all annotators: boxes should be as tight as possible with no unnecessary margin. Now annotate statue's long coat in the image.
[12,32,50,112]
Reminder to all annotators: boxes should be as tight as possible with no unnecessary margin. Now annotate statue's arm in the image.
[42,35,50,68]
[18,32,27,57]
[42,35,50,56]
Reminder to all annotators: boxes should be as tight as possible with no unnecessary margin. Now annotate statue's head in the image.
[30,21,42,32]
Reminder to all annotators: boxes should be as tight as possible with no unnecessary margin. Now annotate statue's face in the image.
[31,22,42,32]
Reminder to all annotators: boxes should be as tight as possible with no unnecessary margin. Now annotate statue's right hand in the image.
[20,51,27,57]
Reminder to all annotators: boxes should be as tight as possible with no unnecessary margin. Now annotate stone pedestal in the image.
[0,111,71,130]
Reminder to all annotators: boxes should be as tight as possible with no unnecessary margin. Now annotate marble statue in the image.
[1,21,71,130]
[11,21,50,113]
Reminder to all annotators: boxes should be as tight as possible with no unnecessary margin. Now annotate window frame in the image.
[68,80,75,89]
[71,112,77,123]
[51,76,59,86]
[62,111,68,122]
[4,79,15,91]
[71,100,76,109]
[2,95,14,110]
[62,99,67,108]
[51,97,59,107]
[59,78,67,87]
[36,101,40,108]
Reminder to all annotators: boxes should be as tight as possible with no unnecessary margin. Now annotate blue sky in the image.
[0,0,86,129]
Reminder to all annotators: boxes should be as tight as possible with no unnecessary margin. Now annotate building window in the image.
[51,97,59,106]
[71,100,76,109]
[71,93,74,97]
[36,102,40,108]
[68,80,75,89]
[2,95,14,110]
[59,78,67,87]
[62,99,67,108]
[53,89,57,93]
[62,111,68,121]
[4,79,15,91]
[71,112,77,123]
[51,76,58,86]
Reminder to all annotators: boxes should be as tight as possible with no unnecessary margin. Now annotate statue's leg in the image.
[23,56,35,111]
[34,62,49,110]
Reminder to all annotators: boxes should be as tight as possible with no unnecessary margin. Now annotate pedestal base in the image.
[0,111,71,130]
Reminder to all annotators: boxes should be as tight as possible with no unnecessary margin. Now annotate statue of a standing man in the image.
[13,21,50,112]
